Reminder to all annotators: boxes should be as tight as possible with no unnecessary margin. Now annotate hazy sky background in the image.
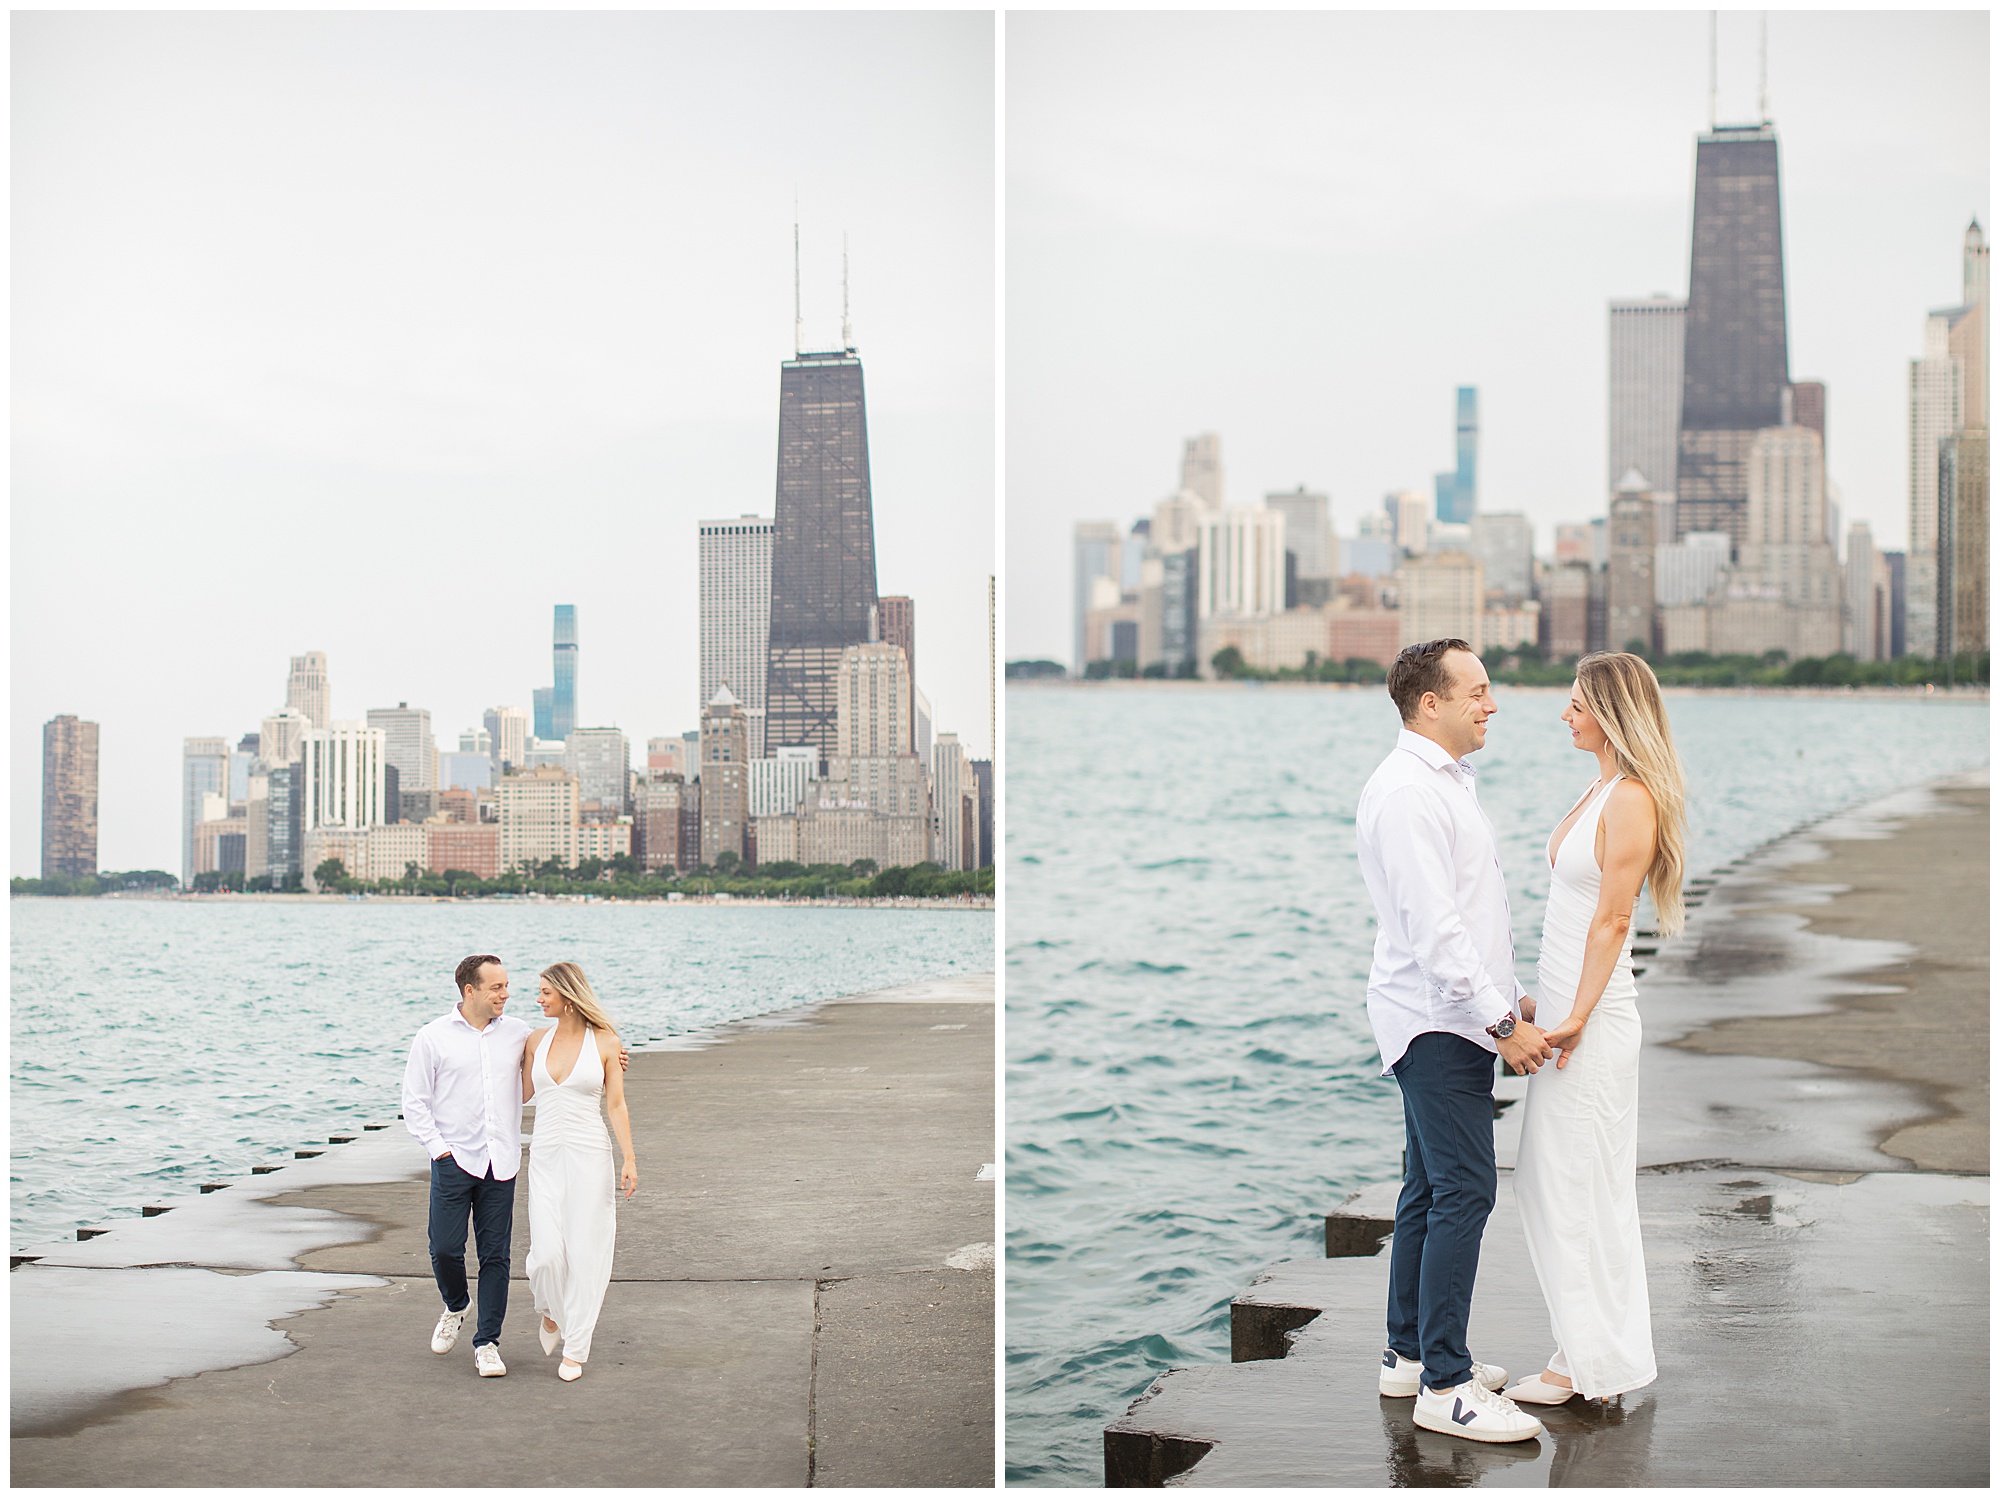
[14,11,994,875]
[1007,10,1989,665]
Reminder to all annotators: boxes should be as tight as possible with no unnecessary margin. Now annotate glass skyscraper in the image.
[765,348,879,756]
[552,604,577,742]
[1676,122,1790,550]
[1433,387,1478,525]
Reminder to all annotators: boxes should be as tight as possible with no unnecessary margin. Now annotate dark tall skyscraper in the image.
[765,348,879,756]
[552,604,577,741]
[1676,122,1791,550]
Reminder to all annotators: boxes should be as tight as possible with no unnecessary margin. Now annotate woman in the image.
[1505,652,1685,1407]
[521,961,639,1381]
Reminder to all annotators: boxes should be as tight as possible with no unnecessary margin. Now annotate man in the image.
[1355,639,1553,1444]
[403,954,531,1377]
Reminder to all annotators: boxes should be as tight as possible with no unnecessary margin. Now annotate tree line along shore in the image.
[1013,645,1991,690]
[11,855,994,903]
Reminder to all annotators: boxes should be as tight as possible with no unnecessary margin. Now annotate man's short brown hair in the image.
[454,954,501,997]
[1386,638,1475,723]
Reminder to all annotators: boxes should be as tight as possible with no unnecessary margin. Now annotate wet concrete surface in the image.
[13,979,995,1486]
[1109,1171,1986,1487]
[1107,774,1990,1486]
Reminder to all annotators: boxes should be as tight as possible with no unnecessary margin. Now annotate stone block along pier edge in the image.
[12,973,996,1488]
[1104,771,1988,1488]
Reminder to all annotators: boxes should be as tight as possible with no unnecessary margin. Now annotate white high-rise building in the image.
[1387,491,1430,555]
[1655,531,1732,607]
[564,727,631,813]
[1180,433,1224,510]
[836,641,913,758]
[483,706,530,778]
[932,732,973,872]
[259,708,311,770]
[366,703,436,792]
[699,515,773,760]
[1265,486,1332,604]
[913,688,933,764]
[1908,311,1965,658]
[750,745,817,818]
[286,652,331,730]
[1608,295,1686,498]
[1844,521,1889,660]
[181,736,230,886]
[1470,513,1534,600]
[1196,507,1286,619]
[300,723,387,832]
[459,728,491,757]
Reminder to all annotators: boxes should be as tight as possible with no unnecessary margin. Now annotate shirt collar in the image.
[1397,727,1477,780]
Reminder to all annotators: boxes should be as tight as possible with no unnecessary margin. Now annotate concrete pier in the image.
[1105,773,1989,1486]
[12,974,995,1487]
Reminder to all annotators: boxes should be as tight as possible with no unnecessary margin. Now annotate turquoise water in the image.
[1003,684,1988,1485]
[10,901,994,1250]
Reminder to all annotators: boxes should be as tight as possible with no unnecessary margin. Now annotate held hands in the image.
[1496,1021,1555,1076]
[1543,1016,1586,1069]
[619,1160,639,1199]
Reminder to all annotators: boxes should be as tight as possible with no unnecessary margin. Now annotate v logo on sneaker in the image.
[1382,1350,1397,1368]
[1451,1398,1477,1426]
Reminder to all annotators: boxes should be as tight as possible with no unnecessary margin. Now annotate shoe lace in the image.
[1466,1380,1523,1417]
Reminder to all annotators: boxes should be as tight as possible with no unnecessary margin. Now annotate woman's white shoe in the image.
[558,1359,583,1382]
[539,1320,561,1357]
[1502,1375,1577,1406]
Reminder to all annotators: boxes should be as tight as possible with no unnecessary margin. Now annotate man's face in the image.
[1431,650,1496,759]
[461,963,509,1024]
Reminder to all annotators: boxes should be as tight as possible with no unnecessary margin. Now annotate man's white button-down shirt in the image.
[1356,727,1527,1075]
[401,1006,533,1181]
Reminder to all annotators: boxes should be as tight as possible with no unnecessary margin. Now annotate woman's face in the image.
[1561,681,1608,754]
[537,979,563,1017]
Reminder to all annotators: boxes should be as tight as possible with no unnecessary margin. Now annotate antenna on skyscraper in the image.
[793,197,803,356]
[1758,12,1769,122]
[842,231,852,350]
[1707,12,1718,129]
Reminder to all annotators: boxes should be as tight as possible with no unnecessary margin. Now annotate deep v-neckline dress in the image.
[525,1026,617,1363]
[1511,774,1657,1399]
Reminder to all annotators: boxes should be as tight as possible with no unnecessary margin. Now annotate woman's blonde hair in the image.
[540,961,616,1034]
[1574,652,1688,938]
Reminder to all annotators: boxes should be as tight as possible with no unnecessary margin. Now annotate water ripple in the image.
[11,903,992,1250]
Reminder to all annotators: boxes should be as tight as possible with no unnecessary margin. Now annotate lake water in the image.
[10,901,994,1251]
[1003,683,1988,1485]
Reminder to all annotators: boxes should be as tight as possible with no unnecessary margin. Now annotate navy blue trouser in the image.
[428,1156,515,1348]
[1386,1031,1499,1393]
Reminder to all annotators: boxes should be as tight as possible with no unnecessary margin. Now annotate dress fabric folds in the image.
[1513,775,1657,1399]
[525,1026,617,1363]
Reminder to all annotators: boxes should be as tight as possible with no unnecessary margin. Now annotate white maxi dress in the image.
[1513,774,1657,1398]
[525,1026,617,1364]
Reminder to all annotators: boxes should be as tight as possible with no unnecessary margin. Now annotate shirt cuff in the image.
[1472,982,1514,1032]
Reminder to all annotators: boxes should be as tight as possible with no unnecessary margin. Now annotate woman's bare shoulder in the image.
[594,1026,622,1053]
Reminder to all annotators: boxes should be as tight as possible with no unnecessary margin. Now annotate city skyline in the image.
[12,12,995,873]
[1008,11,1987,665]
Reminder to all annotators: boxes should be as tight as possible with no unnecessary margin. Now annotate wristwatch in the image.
[1485,1015,1516,1040]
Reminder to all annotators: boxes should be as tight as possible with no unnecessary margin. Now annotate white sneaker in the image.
[1412,1378,1544,1443]
[430,1307,468,1354]
[1378,1351,1508,1399]
[474,1343,507,1377]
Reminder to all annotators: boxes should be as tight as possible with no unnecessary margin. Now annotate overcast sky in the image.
[1007,10,1989,665]
[14,11,994,875]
